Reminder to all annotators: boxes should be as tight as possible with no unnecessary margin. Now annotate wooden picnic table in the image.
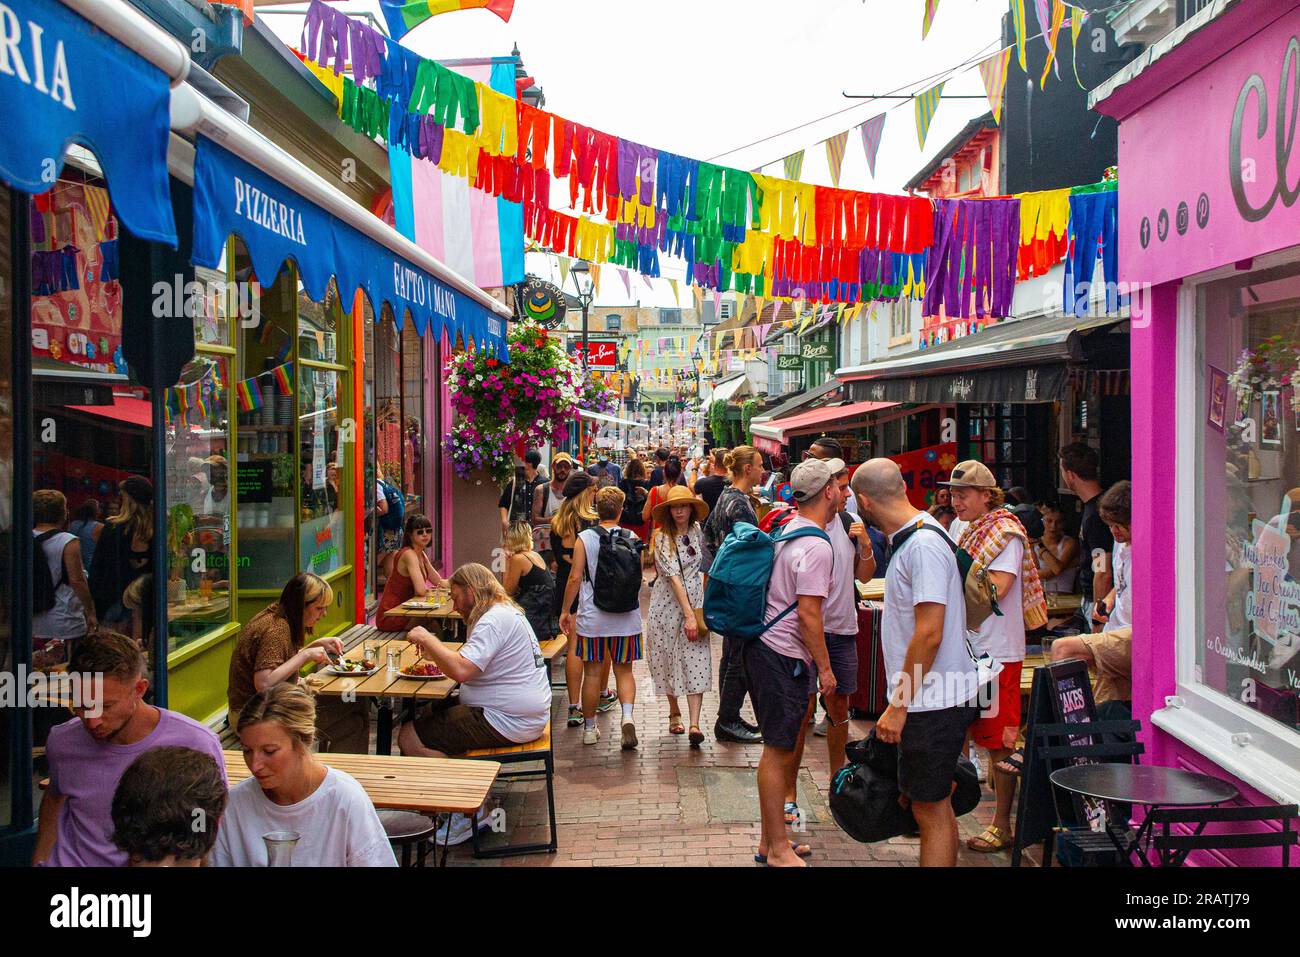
[1045,593,1083,617]
[221,749,500,816]
[383,595,466,641]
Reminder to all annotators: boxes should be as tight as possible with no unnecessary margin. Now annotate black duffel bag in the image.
[830,731,981,844]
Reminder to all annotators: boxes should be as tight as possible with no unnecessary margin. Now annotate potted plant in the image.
[166,503,195,603]
[271,453,297,527]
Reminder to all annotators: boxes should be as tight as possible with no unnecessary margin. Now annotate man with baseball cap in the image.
[744,458,838,867]
[941,459,1046,854]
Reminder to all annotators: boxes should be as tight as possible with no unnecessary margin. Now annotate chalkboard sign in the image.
[1010,658,1099,867]
[237,460,272,504]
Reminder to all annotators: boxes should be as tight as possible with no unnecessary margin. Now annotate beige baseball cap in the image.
[938,459,998,488]
[790,457,844,501]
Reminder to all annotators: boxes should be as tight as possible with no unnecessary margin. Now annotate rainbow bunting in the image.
[922,0,942,38]
[380,0,514,38]
[824,130,849,188]
[237,376,263,413]
[859,114,887,178]
[273,362,294,396]
[1011,0,1028,72]
[1071,7,1088,89]
[1040,0,1066,89]
[783,150,805,182]
[914,81,946,150]
[979,48,1013,123]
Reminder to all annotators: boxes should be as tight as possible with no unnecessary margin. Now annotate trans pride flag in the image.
[380,0,514,38]
[388,59,524,292]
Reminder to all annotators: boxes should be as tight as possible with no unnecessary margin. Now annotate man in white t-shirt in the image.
[942,459,1033,855]
[743,458,838,868]
[850,459,978,868]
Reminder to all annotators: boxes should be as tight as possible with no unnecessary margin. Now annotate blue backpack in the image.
[378,480,405,533]
[703,521,831,641]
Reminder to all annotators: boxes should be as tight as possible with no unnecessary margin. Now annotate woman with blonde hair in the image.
[646,486,711,746]
[211,683,396,867]
[89,475,154,629]
[550,472,615,725]
[502,521,556,644]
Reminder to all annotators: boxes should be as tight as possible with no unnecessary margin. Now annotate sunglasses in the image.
[414,526,433,534]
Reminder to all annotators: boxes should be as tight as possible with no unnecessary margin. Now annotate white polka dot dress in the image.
[646,527,711,697]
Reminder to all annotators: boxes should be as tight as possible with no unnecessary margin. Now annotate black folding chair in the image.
[1038,718,1145,866]
[1150,803,1298,867]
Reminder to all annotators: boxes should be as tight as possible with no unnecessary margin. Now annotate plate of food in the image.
[399,661,444,680]
[323,658,378,677]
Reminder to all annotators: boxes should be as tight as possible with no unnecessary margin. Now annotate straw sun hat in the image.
[650,485,710,526]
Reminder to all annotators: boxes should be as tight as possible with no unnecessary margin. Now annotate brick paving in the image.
[443,593,1027,867]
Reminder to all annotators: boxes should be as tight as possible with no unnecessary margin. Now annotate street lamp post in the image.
[570,260,594,371]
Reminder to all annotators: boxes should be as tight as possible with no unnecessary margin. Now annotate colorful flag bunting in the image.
[783,150,805,182]
[236,376,263,414]
[273,362,294,396]
[824,130,849,188]
[1041,0,1066,89]
[1071,7,1088,89]
[380,0,514,39]
[922,0,942,38]
[979,48,1013,123]
[914,81,945,149]
[859,114,887,178]
[1011,0,1028,72]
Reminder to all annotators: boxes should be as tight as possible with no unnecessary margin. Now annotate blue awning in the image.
[191,136,507,358]
[2,0,177,245]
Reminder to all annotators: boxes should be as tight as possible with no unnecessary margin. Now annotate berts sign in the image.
[1117,7,1300,287]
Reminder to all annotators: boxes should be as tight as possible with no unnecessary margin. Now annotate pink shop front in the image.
[1093,0,1300,862]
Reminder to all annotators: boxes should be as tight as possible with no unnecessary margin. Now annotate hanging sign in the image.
[777,353,803,370]
[576,341,618,369]
[801,342,832,362]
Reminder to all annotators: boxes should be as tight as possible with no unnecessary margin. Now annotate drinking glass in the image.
[263,830,300,867]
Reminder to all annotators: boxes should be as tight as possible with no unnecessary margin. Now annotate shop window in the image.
[375,308,401,586]
[1197,260,1300,742]
[0,185,13,828]
[298,366,344,576]
[234,240,296,591]
[428,335,442,563]
[362,298,378,609]
[164,354,232,650]
[29,182,154,648]
[401,322,424,516]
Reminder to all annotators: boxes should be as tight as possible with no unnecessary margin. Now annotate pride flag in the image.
[236,376,263,414]
[389,59,524,296]
[380,0,515,38]
[273,362,294,396]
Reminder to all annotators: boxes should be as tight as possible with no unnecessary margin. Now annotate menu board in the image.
[236,460,272,504]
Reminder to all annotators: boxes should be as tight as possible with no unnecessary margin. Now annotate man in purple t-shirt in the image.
[742,458,838,868]
[34,632,227,867]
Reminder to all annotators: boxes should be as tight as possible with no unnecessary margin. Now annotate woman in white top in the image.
[213,684,396,867]
[1032,503,1080,595]
[33,490,97,667]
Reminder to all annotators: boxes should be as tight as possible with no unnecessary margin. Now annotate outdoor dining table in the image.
[221,749,501,866]
[309,635,460,755]
[1050,763,1240,866]
[383,594,467,641]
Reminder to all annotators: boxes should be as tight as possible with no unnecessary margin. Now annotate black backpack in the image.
[619,482,647,526]
[34,529,67,614]
[585,526,643,613]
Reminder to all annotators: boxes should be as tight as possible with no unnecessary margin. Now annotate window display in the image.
[1199,260,1300,736]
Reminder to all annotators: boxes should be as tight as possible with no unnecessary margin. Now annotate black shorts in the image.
[741,639,815,751]
[409,701,512,755]
[822,632,858,697]
[897,702,979,803]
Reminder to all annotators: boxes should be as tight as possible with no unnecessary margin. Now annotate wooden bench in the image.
[463,719,557,858]
[538,635,568,660]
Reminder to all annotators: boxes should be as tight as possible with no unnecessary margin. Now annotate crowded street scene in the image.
[0,0,1296,933]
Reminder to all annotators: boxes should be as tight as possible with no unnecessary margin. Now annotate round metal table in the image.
[1050,764,1239,865]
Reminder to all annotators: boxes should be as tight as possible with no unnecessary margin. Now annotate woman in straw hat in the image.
[645,485,711,746]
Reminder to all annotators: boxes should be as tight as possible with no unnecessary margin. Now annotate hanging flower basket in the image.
[442,322,619,484]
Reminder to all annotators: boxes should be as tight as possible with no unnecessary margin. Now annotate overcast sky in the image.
[263,0,1009,307]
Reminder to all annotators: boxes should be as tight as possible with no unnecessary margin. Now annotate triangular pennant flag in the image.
[922,0,941,38]
[783,150,805,182]
[824,130,850,188]
[979,48,1013,123]
[589,264,602,295]
[669,278,680,304]
[1040,0,1066,89]
[557,256,572,290]
[1031,0,1051,50]
[914,81,946,150]
[641,274,654,292]
[835,302,846,325]
[619,268,632,298]
[713,289,722,317]
[1071,8,1088,89]
[859,114,887,178]
[1011,0,1028,72]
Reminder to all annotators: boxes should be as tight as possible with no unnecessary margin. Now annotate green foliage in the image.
[708,399,728,444]
[740,399,758,443]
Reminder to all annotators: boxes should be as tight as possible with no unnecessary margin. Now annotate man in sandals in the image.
[851,459,979,867]
[941,460,1048,854]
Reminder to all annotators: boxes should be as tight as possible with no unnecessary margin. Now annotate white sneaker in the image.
[969,744,986,783]
[434,813,476,846]
[583,727,600,745]
[813,716,829,737]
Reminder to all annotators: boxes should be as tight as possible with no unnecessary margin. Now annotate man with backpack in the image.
[849,459,979,867]
[559,486,645,750]
[740,458,839,867]
[499,450,545,544]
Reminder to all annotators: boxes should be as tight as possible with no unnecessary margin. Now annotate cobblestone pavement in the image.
[445,603,1027,867]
